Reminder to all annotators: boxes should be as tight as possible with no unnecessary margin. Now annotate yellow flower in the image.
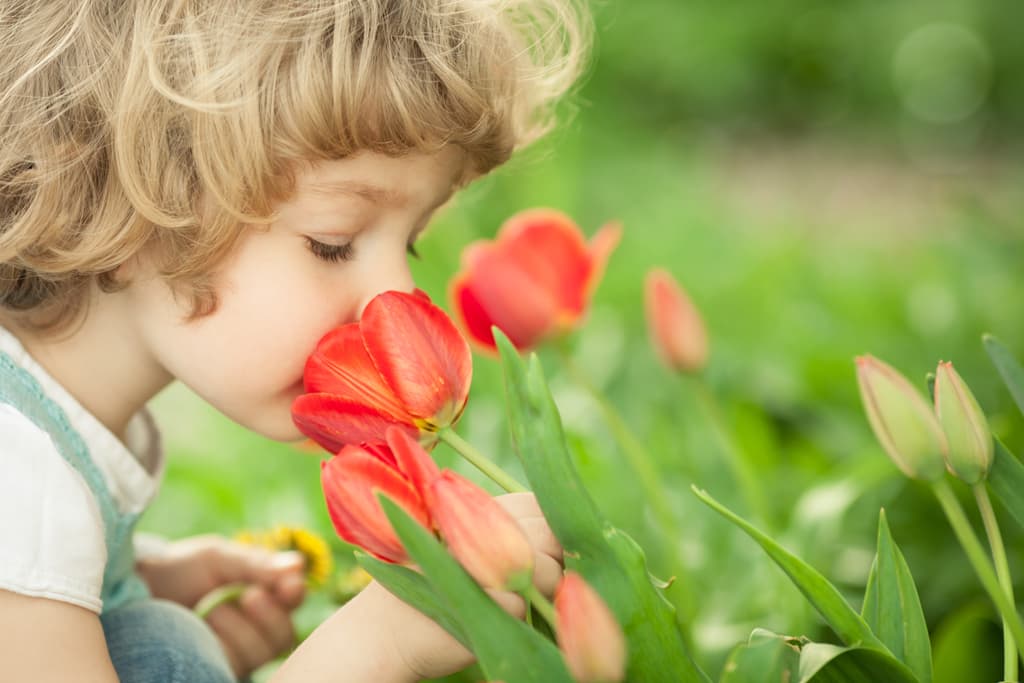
[236,525,334,588]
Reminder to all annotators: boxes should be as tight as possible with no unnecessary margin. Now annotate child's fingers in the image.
[514,515,564,560]
[271,571,306,611]
[239,586,297,653]
[494,492,543,518]
[205,590,292,676]
[532,551,563,599]
[211,542,305,587]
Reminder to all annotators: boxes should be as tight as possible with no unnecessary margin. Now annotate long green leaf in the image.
[718,629,800,683]
[988,439,1024,530]
[380,496,575,683]
[861,509,932,683]
[984,334,1024,416]
[798,643,919,683]
[354,553,470,648]
[693,486,887,652]
[497,331,710,683]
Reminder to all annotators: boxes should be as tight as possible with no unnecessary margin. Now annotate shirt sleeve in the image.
[0,404,106,613]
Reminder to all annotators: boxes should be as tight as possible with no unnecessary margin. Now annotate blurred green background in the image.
[144,1,1024,680]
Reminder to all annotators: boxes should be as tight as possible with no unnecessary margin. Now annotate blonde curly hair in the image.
[0,0,590,332]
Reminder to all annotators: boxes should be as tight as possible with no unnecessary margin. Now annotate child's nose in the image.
[355,264,415,318]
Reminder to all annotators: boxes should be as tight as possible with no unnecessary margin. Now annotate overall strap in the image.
[0,351,149,611]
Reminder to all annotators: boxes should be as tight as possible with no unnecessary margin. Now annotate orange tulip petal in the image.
[321,447,430,563]
[360,291,472,426]
[643,268,708,373]
[450,270,501,350]
[292,394,418,454]
[302,323,410,420]
[386,426,441,510]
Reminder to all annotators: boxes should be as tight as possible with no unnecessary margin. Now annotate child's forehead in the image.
[292,148,470,206]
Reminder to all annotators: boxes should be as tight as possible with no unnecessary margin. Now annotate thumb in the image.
[216,544,305,587]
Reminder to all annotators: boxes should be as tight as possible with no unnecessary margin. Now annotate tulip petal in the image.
[450,268,501,350]
[292,393,419,453]
[321,447,431,563]
[555,572,627,683]
[360,291,472,426]
[644,268,708,373]
[302,323,410,420]
[386,427,441,510]
[429,471,534,591]
[585,221,622,300]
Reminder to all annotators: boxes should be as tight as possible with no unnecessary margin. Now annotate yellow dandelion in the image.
[235,525,334,588]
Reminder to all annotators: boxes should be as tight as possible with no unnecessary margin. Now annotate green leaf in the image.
[692,486,887,652]
[861,509,932,683]
[988,439,1024,530]
[798,643,920,683]
[495,331,607,555]
[354,553,470,649]
[379,496,575,683]
[984,334,1024,416]
[718,629,801,683]
[496,331,710,683]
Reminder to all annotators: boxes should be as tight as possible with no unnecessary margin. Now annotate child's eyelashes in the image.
[305,237,355,263]
[406,241,421,260]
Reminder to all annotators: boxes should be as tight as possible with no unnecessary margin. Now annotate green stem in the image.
[437,428,528,493]
[974,483,1019,682]
[194,582,246,619]
[932,479,1024,650]
[555,347,695,627]
[524,583,557,628]
[687,375,771,529]
[556,349,676,533]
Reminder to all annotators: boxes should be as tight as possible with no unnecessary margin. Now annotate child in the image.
[0,1,588,681]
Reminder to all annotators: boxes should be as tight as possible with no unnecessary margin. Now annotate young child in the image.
[0,1,588,681]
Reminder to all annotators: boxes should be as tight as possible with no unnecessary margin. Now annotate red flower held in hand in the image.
[429,471,535,591]
[292,290,472,454]
[321,427,440,563]
[450,209,621,352]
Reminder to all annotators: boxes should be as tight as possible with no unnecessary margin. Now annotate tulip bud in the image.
[934,361,993,484]
[855,355,947,480]
[429,471,534,591]
[644,268,709,374]
[554,572,627,683]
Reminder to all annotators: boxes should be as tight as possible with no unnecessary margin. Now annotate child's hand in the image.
[373,492,564,681]
[135,535,306,678]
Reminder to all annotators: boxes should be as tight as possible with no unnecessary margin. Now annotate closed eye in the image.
[305,237,354,263]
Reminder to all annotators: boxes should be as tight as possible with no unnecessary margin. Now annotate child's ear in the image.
[113,252,143,282]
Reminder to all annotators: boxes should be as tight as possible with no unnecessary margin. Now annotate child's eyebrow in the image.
[308,179,408,208]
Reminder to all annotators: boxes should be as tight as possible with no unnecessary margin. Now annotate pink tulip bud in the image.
[855,355,947,480]
[934,361,993,484]
[429,471,535,591]
[644,268,709,374]
[554,572,627,683]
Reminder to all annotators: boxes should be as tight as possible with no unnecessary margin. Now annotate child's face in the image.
[127,148,466,441]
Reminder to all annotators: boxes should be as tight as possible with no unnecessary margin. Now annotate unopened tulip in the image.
[320,428,440,563]
[449,208,621,352]
[644,268,708,373]
[429,471,534,591]
[293,290,472,453]
[855,355,947,480]
[554,572,626,683]
[934,361,993,484]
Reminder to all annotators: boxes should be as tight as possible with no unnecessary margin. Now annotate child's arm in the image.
[0,589,120,682]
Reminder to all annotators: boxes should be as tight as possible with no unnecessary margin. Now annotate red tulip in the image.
[449,209,621,352]
[292,290,472,453]
[429,471,535,591]
[320,427,441,563]
[554,572,627,682]
[644,268,708,374]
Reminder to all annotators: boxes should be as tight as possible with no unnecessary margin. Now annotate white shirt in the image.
[0,327,165,613]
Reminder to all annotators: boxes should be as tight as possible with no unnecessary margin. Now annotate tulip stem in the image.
[194,582,246,619]
[555,347,694,625]
[524,583,557,629]
[974,483,1019,681]
[932,479,1024,651]
[686,375,772,530]
[437,429,529,493]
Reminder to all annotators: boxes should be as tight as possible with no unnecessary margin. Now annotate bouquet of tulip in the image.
[286,208,1024,683]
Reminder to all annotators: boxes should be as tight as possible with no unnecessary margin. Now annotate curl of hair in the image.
[0,0,591,332]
